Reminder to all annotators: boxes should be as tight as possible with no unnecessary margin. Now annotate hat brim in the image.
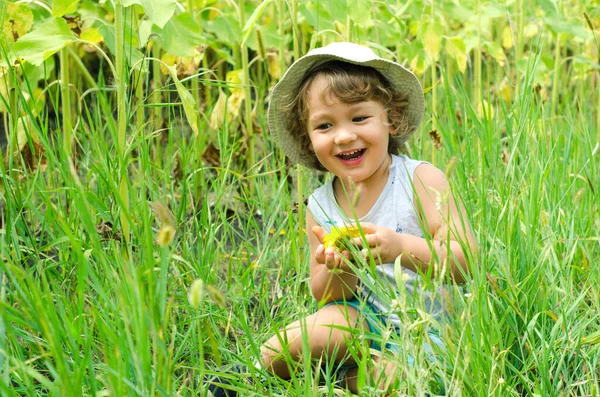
[268,42,425,170]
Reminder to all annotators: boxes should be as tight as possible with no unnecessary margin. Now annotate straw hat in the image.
[268,41,425,170]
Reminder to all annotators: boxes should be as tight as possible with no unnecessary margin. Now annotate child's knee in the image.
[260,337,282,369]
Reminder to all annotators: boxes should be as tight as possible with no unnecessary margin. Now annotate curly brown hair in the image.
[280,60,412,171]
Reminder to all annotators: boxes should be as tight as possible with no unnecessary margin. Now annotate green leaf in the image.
[205,15,241,45]
[479,3,505,19]
[97,21,144,66]
[444,36,467,73]
[14,18,75,66]
[348,0,372,27]
[22,56,56,86]
[245,24,288,51]
[570,54,600,71]
[52,0,81,17]
[159,12,205,57]
[443,2,475,21]
[121,0,176,29]
[484,41,506,66]
[538,0,559,16]
[420,20,443,62]
[543,16,592,40]
[298,1,331,30]
[328,0,349,24]
[165,64,199,136]
[240,0,272,47]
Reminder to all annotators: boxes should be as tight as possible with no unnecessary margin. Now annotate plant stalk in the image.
[239,0,255,169]
[115,3,130,243]
[474,0,482,109]
[59,48,72,158]
[550,33,561,119]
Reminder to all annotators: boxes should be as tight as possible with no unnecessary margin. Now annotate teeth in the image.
[338,149,363,160]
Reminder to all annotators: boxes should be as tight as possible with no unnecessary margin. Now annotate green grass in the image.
[1,4,599,397]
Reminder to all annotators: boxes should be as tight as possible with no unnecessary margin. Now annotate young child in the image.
[209,42,476,396]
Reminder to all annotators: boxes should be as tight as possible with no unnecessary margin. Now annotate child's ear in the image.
[389,124,397,136]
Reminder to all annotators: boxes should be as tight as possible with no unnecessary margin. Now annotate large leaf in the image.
[205,15,241,45]
[96,20,144,66]
[121,0,176,29]
[240,0,272,46]
[444,36,467,73]
[347,0,372,27]
[420,20,443,62]
[159,12,205,57]
[165,64,199,136]
[246,24,288,52]
[13,18,75,66]
[52,0,81,17]
[543,16,592,40]
[298,1,331,31]
[2,3,34,42]
[328,0,348,24]
[484,41,506,67]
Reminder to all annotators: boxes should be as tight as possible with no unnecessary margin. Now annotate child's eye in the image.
[353,116,369,122]
[316,123,332,130]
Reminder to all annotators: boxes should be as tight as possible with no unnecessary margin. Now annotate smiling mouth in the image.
[337,149,365,161]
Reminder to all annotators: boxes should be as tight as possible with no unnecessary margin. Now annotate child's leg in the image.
[261,304,369,379]
[343,355,403,395]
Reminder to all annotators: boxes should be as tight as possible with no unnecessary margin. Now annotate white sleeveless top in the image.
[307,154,451,327]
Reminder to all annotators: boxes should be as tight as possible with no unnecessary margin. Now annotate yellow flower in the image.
[323,226,362,250]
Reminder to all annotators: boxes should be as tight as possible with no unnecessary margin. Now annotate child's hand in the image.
[350,222,403,265]
[312,226,352,271]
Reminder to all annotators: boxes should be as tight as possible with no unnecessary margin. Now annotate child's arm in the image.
[351,163,477,283]
[307,212,359,303]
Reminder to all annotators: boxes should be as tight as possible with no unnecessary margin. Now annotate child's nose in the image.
[334,125,357,144]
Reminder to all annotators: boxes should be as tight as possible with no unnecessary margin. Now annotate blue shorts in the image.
[323,299,446,393]
[323,299,444,357]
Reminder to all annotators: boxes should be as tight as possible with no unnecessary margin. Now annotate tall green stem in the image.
[514,0,524,98]
[115,3,130,243]
[430,5,437,164]
[474,0,482,109]
[151,40,163,174]
[239,0,254,169]
[550,34,561,119]
[277,0,286,77]
[59,48,72,158]
[290,0,304,241]
[291,0,300,59]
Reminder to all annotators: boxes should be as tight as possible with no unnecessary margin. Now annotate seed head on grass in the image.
[157,225,175,246]
[188,279,204,308]
[152,200,176,246]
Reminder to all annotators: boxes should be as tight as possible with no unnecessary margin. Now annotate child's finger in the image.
[352,233,376,247]
[312,226,326,244]
[315,244,325,263]
[358,222,377,234]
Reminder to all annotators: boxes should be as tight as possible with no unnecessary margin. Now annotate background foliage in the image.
[0,0,599,395]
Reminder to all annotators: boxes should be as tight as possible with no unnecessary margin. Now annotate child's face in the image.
[306,75,393,185]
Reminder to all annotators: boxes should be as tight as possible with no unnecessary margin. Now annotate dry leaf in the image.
[201,142,220,167]
[429,130,442,149]
[18,141,47,174]
[62,15,81,36]
[95,220,123,241]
